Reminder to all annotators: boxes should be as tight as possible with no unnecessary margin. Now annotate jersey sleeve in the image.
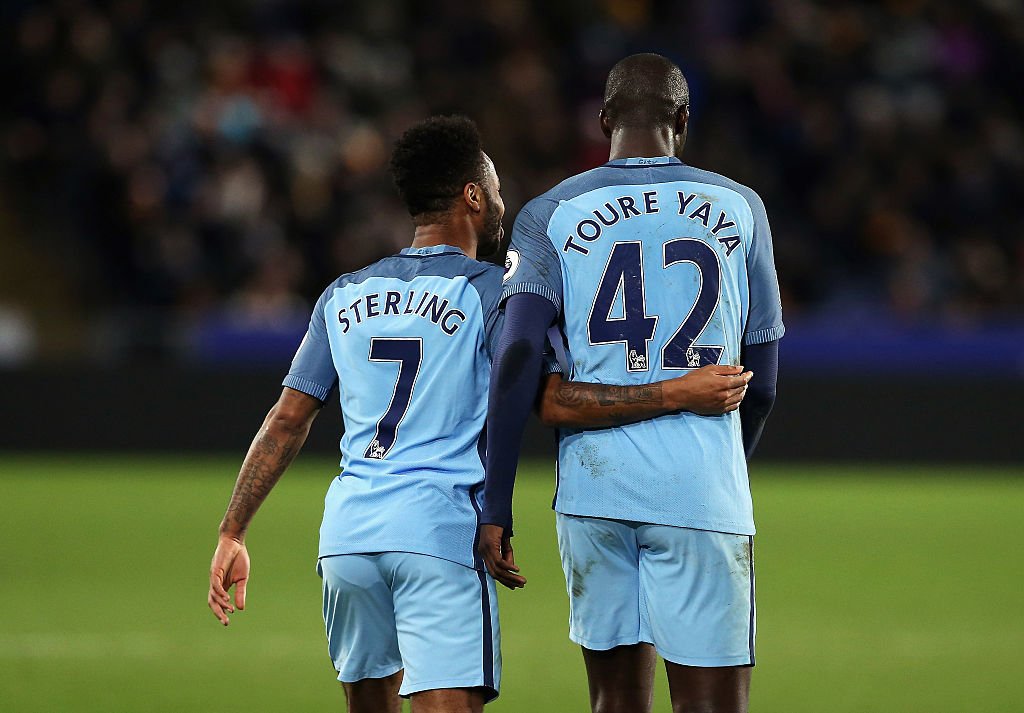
[469,267,507,362]
[483,276,561,372]
[500,200,563,312]
[743,190,786,345]
[282,287,338,401]
[542,350,563,374]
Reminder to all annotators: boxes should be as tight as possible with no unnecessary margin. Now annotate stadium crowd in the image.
[3,0,1023,361]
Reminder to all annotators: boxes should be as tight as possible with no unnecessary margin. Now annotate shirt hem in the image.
[553,507,755,536]
[318,544,481,571]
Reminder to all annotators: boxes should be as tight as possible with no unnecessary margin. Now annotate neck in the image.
[608,126,677,161]
[410,219,477,259]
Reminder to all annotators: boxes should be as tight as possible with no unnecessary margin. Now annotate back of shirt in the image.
[285,245,503,568]
[503,157,784,535]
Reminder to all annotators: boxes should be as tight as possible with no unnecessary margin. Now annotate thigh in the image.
[343,670,404,713]
[318,555,403,684]
[556,514,648,650]
[582,643,657,713]
[638,528,755,667]
[410,687,486,713]
[664,662,751,713]
[384,553,501,703]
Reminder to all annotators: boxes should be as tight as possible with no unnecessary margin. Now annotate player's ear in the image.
[599,107,612,139]
[463,182,483,214]
[675,104,689,136]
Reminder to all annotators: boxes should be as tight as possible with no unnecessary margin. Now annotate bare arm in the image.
[220,387,323,537]
[208,387,323,625]
[537,365,752,429]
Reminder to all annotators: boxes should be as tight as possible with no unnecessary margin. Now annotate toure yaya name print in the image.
[562,189,742,259]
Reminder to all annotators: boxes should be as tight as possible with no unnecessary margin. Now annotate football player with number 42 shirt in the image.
[206,115,753,713]
[479,54,784,713]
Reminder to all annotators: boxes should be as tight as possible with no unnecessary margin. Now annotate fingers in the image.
[234,577,247,611]
[722,393,745,412]
[724,379,750,406]
[502,537,517,569]
[483,542,526,589]
[209,568,233,613]
[208,577,233,625]
[489,543,526,589]
[477,525,526,589]
[719,370,752,386]
[488,556,527,590]
[208,590,230,625]
[708,364,743,375]
[209,544,239,625]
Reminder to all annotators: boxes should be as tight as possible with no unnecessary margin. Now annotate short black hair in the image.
[603,53,689,129]
[390,115,485,218]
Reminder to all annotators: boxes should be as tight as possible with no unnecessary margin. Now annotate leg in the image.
[319,556,404,708]
[410,687,486,713]
[342,670,404,713]
[664,662,750,713]
[387,554,500,703]
[582,643,657,713]
[637,529,756,713]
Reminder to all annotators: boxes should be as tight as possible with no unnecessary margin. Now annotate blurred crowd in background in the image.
[2,0,1022,364]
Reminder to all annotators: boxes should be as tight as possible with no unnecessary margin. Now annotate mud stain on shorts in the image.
[731,538,751,576]
[571,558,596,599]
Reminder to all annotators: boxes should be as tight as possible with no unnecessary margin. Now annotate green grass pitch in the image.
[1,455,1022,712]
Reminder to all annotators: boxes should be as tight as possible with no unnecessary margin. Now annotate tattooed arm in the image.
[208,387,323,625]
[536,365,753,429]
[219,388,322,538]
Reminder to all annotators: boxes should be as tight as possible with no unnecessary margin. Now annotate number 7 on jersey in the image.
[364,337,423,460]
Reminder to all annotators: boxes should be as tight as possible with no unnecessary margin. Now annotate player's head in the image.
[600,53,690,153]
[390,115,504,255]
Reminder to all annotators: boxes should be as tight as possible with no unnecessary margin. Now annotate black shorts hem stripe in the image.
[469,480,484,570]
[477,569,495,688]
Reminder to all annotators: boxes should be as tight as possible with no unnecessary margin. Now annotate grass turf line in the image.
[0,455,1021,712]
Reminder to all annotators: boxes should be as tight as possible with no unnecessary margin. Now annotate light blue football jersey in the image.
[503,157,785,535]
[284,245,504,568]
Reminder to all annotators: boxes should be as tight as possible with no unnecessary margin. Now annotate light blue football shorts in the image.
[317,552,501,701]
[555,513,755,667]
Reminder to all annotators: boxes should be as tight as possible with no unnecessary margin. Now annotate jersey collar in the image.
[399,244,466,257]
[604,156,683,167]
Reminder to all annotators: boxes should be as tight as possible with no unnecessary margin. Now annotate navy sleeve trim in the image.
[744,324,785,346]
[500,282,561,312]
[282,375,331,402]
[543,356,563,374]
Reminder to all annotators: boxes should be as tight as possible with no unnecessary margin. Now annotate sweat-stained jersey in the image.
[284,245,504,569]
[503,156,784,535]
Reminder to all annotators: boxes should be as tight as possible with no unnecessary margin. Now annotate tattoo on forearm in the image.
[554,381,664,421]
[221,425,304,535]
